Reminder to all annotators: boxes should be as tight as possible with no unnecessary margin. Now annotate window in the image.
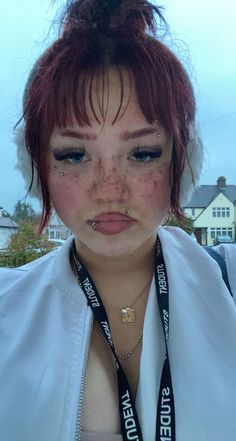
[191,208,195,217]
[212,207,230,218]
[56,230,61,239]
[50,231,55,239]
[66,230,71,239]
[210,227,233,239]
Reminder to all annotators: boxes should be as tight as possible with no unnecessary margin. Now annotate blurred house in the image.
[0,207,18,251]
[184,177,236,246]
[45,213,72,242]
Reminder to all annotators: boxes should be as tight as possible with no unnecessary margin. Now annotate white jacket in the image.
[0,227,235,441]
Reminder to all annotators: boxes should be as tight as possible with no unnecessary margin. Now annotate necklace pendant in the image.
[120,307,136,323]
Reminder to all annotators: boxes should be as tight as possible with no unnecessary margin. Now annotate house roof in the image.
[184,177,236,208]
[0,217,18,228]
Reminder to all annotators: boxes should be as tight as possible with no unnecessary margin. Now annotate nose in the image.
[90,159,129,204]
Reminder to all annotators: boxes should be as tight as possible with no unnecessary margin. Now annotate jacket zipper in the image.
[74,320,93,441]
[74,323,142,440]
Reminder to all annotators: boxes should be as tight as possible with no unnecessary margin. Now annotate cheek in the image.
[131,167,171,203]
[48,174,86,213]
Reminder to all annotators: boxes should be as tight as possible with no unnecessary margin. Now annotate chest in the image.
[82,327,141,434]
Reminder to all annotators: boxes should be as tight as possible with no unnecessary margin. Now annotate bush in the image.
[0,221,56,268]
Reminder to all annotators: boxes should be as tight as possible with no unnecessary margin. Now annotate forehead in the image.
[49,66,172,148]
[73,66,147,127]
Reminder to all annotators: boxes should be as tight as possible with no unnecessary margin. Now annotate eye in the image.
[130,147,163,162]
[53,149,87,164]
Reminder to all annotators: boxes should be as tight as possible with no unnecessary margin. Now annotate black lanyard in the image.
[154,239,176,441]
[70,236,175,441]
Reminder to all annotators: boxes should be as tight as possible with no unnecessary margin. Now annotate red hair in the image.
[22,0,195,232]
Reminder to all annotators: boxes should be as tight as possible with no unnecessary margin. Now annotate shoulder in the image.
[0,250,57,281]
[157,225,198,248]
[213,242,236,261]
[0,236,80,302]
[213,243,236,297]
[158,226,236,300]
[0,249,58,288]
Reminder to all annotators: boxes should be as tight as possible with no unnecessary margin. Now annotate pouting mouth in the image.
[90,212,135,223]
[87,212,136,234]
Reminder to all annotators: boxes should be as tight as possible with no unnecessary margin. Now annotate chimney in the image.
[217,176,226,189]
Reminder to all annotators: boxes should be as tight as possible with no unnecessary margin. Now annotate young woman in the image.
[1,1,236,440]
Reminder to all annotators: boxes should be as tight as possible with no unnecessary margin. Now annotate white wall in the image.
[0,228,17,250]
[184,208,204,219]
[194,193,235,245]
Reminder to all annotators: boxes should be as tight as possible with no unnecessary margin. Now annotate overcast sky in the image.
[0,0,235,213]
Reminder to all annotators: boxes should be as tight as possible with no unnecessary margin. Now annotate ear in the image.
[14,124,42,200]
[179,123,203,206]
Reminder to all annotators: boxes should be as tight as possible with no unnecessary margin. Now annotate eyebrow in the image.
[59,127,157,141]
[120,127,158,140]
[59,129,96,141]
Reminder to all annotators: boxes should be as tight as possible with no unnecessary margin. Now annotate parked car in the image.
[214,235,234,245]
[48,239,66,249]
[48,239,65,246]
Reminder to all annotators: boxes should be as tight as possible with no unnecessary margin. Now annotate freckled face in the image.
[48,69,173,258]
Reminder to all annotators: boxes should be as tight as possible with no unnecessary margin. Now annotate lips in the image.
[88,212,136,235]
[94,212,134,222]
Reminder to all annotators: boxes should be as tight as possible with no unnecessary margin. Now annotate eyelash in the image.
[53,150,87,164]
[53,147,163,164]
[130,147,162,162]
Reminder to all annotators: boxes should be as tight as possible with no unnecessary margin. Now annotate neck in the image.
[74,235,156,280]
[73,236,156,307]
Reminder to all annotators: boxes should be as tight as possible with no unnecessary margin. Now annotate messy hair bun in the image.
[16,0,203,232]
[61,0,166,38]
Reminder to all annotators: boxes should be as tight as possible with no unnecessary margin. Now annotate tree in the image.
[166,214,194,234]
[12,201,36,223]
[2,209,10,217]
[0,221,56,268]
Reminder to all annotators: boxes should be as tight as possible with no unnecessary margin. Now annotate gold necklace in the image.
[71,249,152,323]
[103,278,152,323]
[94,324,143,360]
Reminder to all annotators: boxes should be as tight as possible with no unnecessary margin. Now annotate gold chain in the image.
[103,278,152,309]
[103,277,152,323]
[94,324,142,361]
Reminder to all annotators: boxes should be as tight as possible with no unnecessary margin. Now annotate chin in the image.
[92,240,135,258]
[75,229,155,259]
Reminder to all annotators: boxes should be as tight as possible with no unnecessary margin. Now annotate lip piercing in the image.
[125,209,131,214]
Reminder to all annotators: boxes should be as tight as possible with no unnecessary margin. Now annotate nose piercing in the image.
[60,172,65,176]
